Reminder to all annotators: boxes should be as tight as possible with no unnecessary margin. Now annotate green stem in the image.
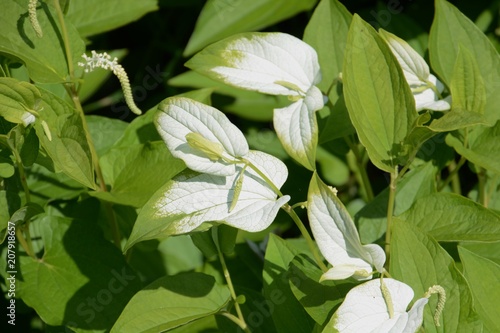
[344,136,374,202]
[52,1,122,247]
[283,204,328,272]
[220,312,251,333]
[438,156,466,192]
[477,168,487,206]
[242,158,327,272]
[214,227,250,332]
[385,170,398,267]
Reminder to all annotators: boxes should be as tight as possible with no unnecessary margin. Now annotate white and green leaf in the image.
[330,278,428,333]
[185,32,321,97]
[307,172,385,281]
[125,151,289,250]
[155,97,249,176]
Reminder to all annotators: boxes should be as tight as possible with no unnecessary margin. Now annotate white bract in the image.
[331,278,428,333]
[143,151,290,236]
[379,29,451,112]
[185,32,325,171]
[307,172,385,281]
[156,97,249,177]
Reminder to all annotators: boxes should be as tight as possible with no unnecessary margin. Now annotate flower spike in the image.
[28,0,43,38]
[78,51,142,115]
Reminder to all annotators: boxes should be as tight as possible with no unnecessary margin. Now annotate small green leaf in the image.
[0,0,84,83]
[343,15,417,173]
[183,0,317,56]
[0,161,14,178]
[111,272,230,333]
[303,0,352,104]
[445,121,500,174]
[0,77,41,125]
[93,141,185,207]
[66,0,158,37]
[33,89,95,189]
[391,220,482,333]
[459,246,500,332]
[399,192,500,242]
[429,0,500,125]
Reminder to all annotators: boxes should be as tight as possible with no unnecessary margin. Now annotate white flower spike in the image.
[185,32,325,171]
[307,172,385,281]
[331,278,429,333]
[379,29,451,112]
[155,97,249,177]
[78,51,142,115]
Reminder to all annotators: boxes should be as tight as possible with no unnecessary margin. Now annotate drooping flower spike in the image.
[185,32,325,171]
[379,29,451,112]
[78,51,142,115]
[307,172,386,281]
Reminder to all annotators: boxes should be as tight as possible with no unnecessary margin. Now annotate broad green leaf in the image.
[459,241,500,266]
[125,150,289,250]
[0,77,41,125]
[445,121,500,174]
[357,161,437,244]
[156,97,249,177]
[86,115,128,157]
[288,254,355,327]
[92,141,185,207]
[330,278,429,333]
[0,0,85,83]
[111,272,230,333]
[343,15,417,173]
[168,71,287,122]
[183,0,317,56]
[427,45,487,132]
[399,192,500,242]
[308,172,385,280]
[319,94,355,143]
[391,220,482,333]
[66,0,158,37]
[33,89,95,189]
[15,216,142,330]
[303,0,352,104]
[263,234,316,332]
[429,0,500,125]
[458,246,500,332]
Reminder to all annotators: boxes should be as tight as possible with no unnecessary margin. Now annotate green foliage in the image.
[1,0,499,332]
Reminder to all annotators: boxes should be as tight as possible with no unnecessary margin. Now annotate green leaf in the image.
[92,141,185,207]
[459,241,500,266]
[429,0,500,125]
[183,0,317,56]
[303,0,352,104]
[399,192,500,242]
[391,220,482,333]
[86,115,128,157]
[343,15,417,173]
[15,216,142,330]
[288,254,355,327]
[357,161,437,244]
[33,89,95,189]
[0,0,85,83]
[459,246,500,332]
[66,0,158,37]
[445,121,500,174]
[319,95,355,143]
[0,77,41,125]
[111,272,230,333]
[263,234,316,332]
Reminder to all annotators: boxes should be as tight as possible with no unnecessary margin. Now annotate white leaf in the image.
[155,97,249,176]
[379,29,429,86]
[185,32,321,97]
[307,172,385,281]
[332,278,428,333]
[273,88,320,171]
[148,150,289,235]
[414,74,451,111]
